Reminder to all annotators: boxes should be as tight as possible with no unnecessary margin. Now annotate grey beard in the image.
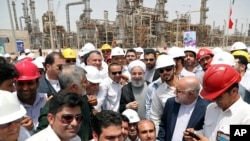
[131,79,144,87]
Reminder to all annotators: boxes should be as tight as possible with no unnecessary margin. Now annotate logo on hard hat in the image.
[218,57,223,62]
[200,51,205,55]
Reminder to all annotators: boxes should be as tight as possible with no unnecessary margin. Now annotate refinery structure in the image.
[4,0,250,52]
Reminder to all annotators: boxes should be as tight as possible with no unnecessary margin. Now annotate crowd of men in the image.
[0,41,250,141]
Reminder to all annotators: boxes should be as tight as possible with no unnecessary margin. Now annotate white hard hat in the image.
[47,50,53,55]
[140,53,144,60]
[84,65,102,83]
[35,56,45,63]
[135,47,144,53]
[211,51,235,66]
[32,59,44,69]
[0,90,26,124]
[184,46,197,55]
[155,54,175,69]
[230,42,247,52]
[27,52,35,59]
[24,49,31,54]
[111,47,125,58]
[78,51,85,57]
[212,47,223,55]
[122,109,140,123]
[167,46,185,58]
[17,54,26,61]
[81,43,96,56]
[4,53,10,58]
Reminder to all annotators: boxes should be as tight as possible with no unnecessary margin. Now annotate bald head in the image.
[137,120,156,141]
[175,76,200,104]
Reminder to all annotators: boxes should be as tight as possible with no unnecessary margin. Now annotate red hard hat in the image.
[15,60,40,80]
[201,64,241,100]
[197,48,214,61]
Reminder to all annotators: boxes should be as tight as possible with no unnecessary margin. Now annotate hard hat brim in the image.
[0,104,26,124]
[16,76,40,81]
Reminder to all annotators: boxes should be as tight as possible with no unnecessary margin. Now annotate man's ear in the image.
[70,83,78,92]
[92,131,99,141]
[47,113,55,125]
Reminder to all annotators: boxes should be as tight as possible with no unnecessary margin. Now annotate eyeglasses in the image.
[111,71,122,75]
[66,59,76,64]
[57,64,63,70]
[57,114,83,124]
[0,117,23,129]
[158,66,174,73]
[144,58,154,62]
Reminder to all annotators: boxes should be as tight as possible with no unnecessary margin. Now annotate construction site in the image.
[2,0,250,53]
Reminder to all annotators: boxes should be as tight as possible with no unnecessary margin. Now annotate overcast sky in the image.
[0,0,249,34]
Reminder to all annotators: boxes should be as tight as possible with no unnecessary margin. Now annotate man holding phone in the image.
[184,64,250,141]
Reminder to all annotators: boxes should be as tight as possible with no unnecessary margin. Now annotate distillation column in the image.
[156,0,167,47]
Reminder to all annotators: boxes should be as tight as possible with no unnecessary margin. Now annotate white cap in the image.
[84,65,102,83]
[167,46,185,58]
[24,49,31,54]
[155,55,175,69]
[230,42,247,52]
[212,47,223,55]
[184,46,197,55]
[81,42,96,56]
[0,90,26,124]
[111,47,125,57]
[211,51,235,66]
[128,60,146,73]
[122,109,140,123]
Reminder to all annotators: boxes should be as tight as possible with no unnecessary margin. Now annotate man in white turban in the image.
[119,60,149,119]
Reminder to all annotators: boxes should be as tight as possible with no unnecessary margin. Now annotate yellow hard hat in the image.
[62,48,77,59]
[101,44,112,50]
[232,50,249,62]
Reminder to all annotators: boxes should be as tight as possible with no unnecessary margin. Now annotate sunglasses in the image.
[0,117,23,129]
[144,58,154,62]
[158,66,174,73]
[102,50,111,53]
[57,64,63,70]
[66,59,76,63]
[58,114,83,124]
[111,71,122,75]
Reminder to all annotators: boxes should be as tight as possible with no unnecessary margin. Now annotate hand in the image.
[46,95,53,102]
[184,128,209,141]
[126,101,138,110]
[20,116,34,131]
[88,95,98,106]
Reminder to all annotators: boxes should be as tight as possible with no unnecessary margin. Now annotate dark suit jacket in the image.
[152,70,160,82]
[119,81,150,113]
[37,75,57,96]
[158,96,210,141]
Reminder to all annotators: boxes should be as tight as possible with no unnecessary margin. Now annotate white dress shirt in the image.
[95,77,122,112]
[197,98,250,141]
[150,82,175,134]
[26,125,81,141]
